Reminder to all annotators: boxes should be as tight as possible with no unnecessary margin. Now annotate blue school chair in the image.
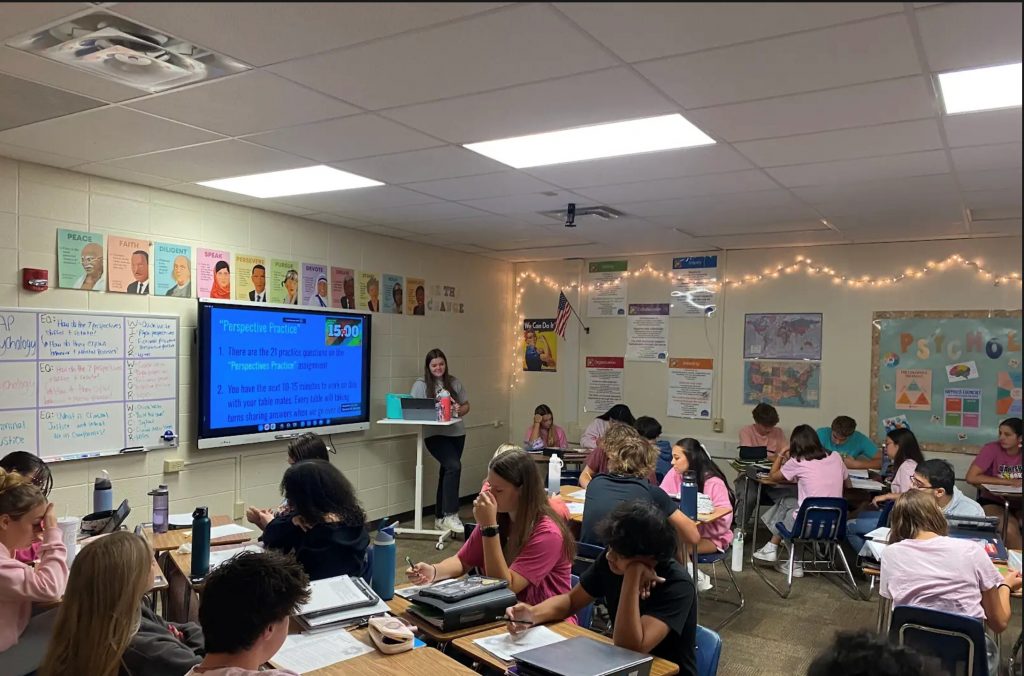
[572,541,605,577]
[889,605,989,676]
[696,624,722,676]
[560,470,582,486]
[756,497,863,600]
[697,550,744,630]
[876,499,895,528]
[570,574,595,629]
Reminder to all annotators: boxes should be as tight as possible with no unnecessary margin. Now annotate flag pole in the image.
[564,291,590,334]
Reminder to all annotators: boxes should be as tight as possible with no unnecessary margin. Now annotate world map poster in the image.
[743,360,821,408]
[743,313,823,360]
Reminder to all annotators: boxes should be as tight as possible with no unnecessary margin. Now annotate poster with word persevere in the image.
[584,357,624,413]
[587,260,627,317]
[670,256,717,317]
[626,303,668,361]
[667,358,714,419]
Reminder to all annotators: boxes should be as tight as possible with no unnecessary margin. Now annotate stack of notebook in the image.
[293,575,390,632]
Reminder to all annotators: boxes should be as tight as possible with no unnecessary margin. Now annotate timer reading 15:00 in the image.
[327,321,360,339]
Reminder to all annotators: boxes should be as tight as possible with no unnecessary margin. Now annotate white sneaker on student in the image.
[442,513,464,533]
[753,542,779,562]
[696,569,714,592]
[434,517,445,531]
[776,559,804,578]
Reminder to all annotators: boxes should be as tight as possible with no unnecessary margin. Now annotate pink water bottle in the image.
[436,389,452,422]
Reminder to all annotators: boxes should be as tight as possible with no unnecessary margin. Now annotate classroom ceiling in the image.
[0,2,1020,261]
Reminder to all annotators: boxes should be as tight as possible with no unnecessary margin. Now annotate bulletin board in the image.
[870,310,1022,453]
[0,307,180,462]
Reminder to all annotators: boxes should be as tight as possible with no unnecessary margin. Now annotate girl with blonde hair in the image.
[40,530,203,676]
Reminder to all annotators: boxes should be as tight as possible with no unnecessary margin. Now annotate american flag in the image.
[554,291,572,338]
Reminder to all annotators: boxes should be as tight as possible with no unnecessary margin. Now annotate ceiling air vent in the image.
[6,10,249,93]
[538,205,625,222]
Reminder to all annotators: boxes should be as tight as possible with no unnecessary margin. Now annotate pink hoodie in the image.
[0,527,69,651]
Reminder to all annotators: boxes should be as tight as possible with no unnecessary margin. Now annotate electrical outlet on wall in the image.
[234,501,245,519]
[163,458,185,473]
[712,418,724,433]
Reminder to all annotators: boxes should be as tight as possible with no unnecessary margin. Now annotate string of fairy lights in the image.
[509,253,1022,389]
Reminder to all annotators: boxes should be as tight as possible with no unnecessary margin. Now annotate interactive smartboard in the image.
[0,307,180,462]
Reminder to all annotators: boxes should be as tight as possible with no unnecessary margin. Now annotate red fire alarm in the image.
[23,268,48,292]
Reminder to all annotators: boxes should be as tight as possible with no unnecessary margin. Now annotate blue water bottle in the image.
[370,520,397,601]
[93,470,113,513]
[190,507,211,580]
[680,470,698,521]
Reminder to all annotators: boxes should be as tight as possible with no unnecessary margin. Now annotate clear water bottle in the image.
[149,484,169,534]
[547,454,564,497]
[93,470,112,513]
[190,507,211,580]
[680,470,698,520]
[436,388,452,422]
[731,529,744,572]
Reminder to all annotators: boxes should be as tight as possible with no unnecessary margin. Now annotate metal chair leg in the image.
[835,545,866,601]
[713,559,745,630]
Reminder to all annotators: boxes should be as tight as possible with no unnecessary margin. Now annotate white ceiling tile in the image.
[957,168,1023,193]
[694,228,847,249]
[126,71,359,135]
[792,173,962,213]
[659,217,827,237]
[688,77,935,142]
[402,214,535,236]
[244,114,441,162]
[380,68,677,143]
[943,108,1022,148]
[112,2,505,66]
[168,182,262,206]
[962,187,1022,210]
[492,243,627,262]
[305,213,371,228]
[404,172,558,202]
[0,108,220,162]
[841,221,970,241]
[74,163,178,187]
[555,2,901,63]
[103,140,310,181]
[241,200,316,217]
[457,190,593,217]
[735,119,943,167]
[637,15,919,108]
[332,146,508,185]
[0,46,144,103]
[825,206,965,232]
[347,201,496,226]
[267,4,617,109]
[766,150,950,187]
[522,145,754,189]
[915,2,1022,72]
[275,186,439,212]
[970,218,1021,237]
[951,143,1022,173]
[0,141,85,167]
[575,170,778,205]
[627,189,808,218]
[0,3,90,40]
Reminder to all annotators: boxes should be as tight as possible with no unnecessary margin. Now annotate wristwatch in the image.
[480,525,500,538]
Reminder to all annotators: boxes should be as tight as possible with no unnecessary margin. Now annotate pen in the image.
[405,556,415,570]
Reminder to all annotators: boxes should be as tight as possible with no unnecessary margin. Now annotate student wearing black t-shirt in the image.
[581,427,700,553]
[506,501,697,676]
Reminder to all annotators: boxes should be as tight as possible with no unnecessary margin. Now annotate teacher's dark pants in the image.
[426,434,466,517]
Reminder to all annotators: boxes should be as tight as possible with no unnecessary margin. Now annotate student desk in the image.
[451,621,680,676]
[981,485,1022,543]
[143,515,251,552]
[167,541,259,621]
[385,588,507,646]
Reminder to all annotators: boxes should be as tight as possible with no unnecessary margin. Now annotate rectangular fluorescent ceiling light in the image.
[463,114,715,168]
[198,165,383,198]
[938,62,1022,114]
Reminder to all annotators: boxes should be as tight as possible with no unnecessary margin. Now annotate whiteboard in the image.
[0,307,180,462]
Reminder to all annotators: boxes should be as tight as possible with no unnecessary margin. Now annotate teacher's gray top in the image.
[410,376,467,437]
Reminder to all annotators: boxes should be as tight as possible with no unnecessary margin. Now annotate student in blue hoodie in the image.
[636,417,672,484]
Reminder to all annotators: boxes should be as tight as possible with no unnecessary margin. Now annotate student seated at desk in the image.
[0,469,67,670]
[0,452,54,565]
[733,404,789,526]
[506,501,698,676]
[264,460,369,581]
[525,404,569,451]
[966,416,1022,550]
[753,425,850,577]
[847,428,925,553]
[580,404,634,450]
[911,459,986,519]
[660,439,735,554]
[407,449,574,606]
[818,416,881,470]
[185,551,309,676]
[40,531,203,676]
[580,423,657,488]
[581,428,700,555]
[245,432,331,531]
[486,444,570,522]
[880,490,1022,674]
[635,416,672,483]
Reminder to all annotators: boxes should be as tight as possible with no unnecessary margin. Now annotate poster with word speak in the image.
[626,303,668,361]
[0,308,179,462]
[743,360,821,409]
[584,357,624,413]
[670,256,717,317]
[667,358,714,419]
[587,260,627,317]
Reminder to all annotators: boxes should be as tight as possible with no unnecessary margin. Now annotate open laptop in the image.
[400,397,437,421]
[513,636,653,676]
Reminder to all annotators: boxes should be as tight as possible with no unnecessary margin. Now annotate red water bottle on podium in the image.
[436,389,452,422]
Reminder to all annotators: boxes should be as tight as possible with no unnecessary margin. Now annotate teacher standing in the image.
[411,348,470,534]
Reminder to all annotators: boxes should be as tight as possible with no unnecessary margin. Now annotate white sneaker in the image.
[776,559,804,578]
[442,513,464,533]
[696,569,714,592]
[753,542,779,563]
[434,517,445,531]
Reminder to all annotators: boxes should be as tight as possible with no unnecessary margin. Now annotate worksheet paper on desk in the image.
[270,628,374,673]
[208,544,265,570]
[394,578,458,599]
[168,513,193,527]
[847,469,870,479]
[299,575,376,615]
[474,626,566,662]
[850,478,885,491]
[207,524,254,539]
[983,484,1023,495]
[566,502,585,515]
[566,489,586,500]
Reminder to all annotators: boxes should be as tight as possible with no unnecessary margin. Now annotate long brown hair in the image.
[889,489,948,545]
[40,531,153,676]
[534,404,558,447]
[421,348,460,403]
[607,435,656,478]
[489,450,575,564]
[0,467,45,519]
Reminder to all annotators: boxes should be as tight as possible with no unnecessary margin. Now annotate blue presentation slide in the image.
[206,307,366,433]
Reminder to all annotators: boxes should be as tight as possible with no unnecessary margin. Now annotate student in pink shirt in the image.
[881,490,1021,673]
[483,445,570,522]
[966,417,1022,550]
[0,452,54,565]
[524,404,569,451]
[580,423,657,488]
[753,425,850,577]
[408,449,574,607]
[580,404,634,450]
[737,403,788,455]
[0,469,68,671]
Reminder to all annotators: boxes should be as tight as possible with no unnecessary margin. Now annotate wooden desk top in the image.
[144,516,252,552]
[308,645,475,675]
[559,485,722,524]
[385,590,506,642]
[451,621,680,676]
[168,541,258,586]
